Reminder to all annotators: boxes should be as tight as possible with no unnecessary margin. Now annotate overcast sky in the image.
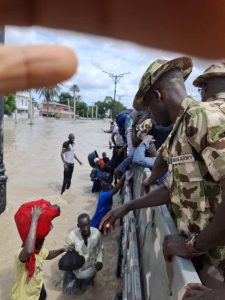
[5,26,219,108]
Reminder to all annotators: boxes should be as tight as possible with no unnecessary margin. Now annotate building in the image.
[40,102,74,118]
[15,91,29,118]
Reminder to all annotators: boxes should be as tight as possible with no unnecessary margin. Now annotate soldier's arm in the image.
[128,185,170,210]
[144,156,168,186]
[195,180,225,251]
[186,108,225,251]
[99,185,171,231]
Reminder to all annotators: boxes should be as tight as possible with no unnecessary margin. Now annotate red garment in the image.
[99,159,105,169]
[14,199,60,277]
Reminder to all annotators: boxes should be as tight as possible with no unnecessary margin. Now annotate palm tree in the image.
[77,95,82,102]
[36,84,61,117]
[70,84,80,120]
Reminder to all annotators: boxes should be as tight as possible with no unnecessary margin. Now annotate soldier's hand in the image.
[182,283,212,299]
[143,177,156,193]
[163,235,192,262]
[99,206,128,235]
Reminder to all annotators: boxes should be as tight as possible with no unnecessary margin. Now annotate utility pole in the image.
[15,107,18,124]
[95,105,98,119]
[73,93,76,120]
[102,71,130,120]
[67,99,70,118]
[0,27,7,214]
[28,90,34,125]
[91,106,94,119]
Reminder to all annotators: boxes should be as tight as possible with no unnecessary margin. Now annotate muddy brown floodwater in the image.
[0,117,122,300]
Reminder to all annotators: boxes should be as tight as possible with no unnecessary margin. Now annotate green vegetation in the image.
[4,94,16,116]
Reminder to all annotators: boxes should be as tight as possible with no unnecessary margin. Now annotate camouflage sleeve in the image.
[158,140,168,161]
[185,104,225,182]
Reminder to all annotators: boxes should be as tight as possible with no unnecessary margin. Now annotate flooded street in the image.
[0,117,122,299]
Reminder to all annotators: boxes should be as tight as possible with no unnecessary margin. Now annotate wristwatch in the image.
[185,233,205,257]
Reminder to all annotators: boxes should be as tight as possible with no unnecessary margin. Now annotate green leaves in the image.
[4,94,16,116]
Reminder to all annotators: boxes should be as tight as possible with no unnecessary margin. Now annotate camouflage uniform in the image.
[133,57,225,281]
[160,95,225,271]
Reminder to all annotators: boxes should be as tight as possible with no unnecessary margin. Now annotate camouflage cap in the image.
[133,57,193,110]
[193,62,225,87]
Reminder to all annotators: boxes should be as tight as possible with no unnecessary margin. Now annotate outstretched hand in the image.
[99,205,128,235]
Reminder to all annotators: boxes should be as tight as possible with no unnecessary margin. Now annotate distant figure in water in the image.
[61,133,83,195]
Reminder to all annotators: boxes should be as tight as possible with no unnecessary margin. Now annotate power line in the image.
[102,70,130,119]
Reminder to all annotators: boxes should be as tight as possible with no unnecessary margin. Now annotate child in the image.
[10,202,73,300]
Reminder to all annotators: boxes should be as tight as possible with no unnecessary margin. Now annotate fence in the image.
[122,167,201,300]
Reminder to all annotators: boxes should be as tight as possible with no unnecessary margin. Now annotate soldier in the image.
[100,57,225,288]
[144,62,225,189]
[193,62,225,102]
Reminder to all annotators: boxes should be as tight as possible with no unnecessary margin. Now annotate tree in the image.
[58,92,87,117]
[113,100,127,116]
[36,84,61,116]
[76,101,88,116]
[94,100,109,118]
[4,94,16,116]
[76,95,82,102]
[59,92,73,106]
[94,96,127,118]
[70,84,80,96]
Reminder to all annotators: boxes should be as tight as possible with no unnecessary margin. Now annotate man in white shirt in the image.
[61,133,82,195]
[63,213,104,294]
[110,125,126,171]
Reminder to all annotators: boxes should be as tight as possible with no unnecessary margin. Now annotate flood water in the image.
[0,117,121,299]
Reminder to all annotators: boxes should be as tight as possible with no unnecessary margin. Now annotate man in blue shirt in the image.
[91,175,125,229]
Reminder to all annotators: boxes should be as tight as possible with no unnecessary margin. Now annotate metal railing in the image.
[122,167,201,300]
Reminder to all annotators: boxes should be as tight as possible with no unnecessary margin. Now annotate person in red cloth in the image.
[10,199,74,300]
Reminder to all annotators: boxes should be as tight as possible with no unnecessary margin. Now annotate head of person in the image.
[77,213,91,238]
[94,157,100,167]
[133,57,193,125]
[68,133,75,144]
[102,152,107,158]
[193,63,225,102]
